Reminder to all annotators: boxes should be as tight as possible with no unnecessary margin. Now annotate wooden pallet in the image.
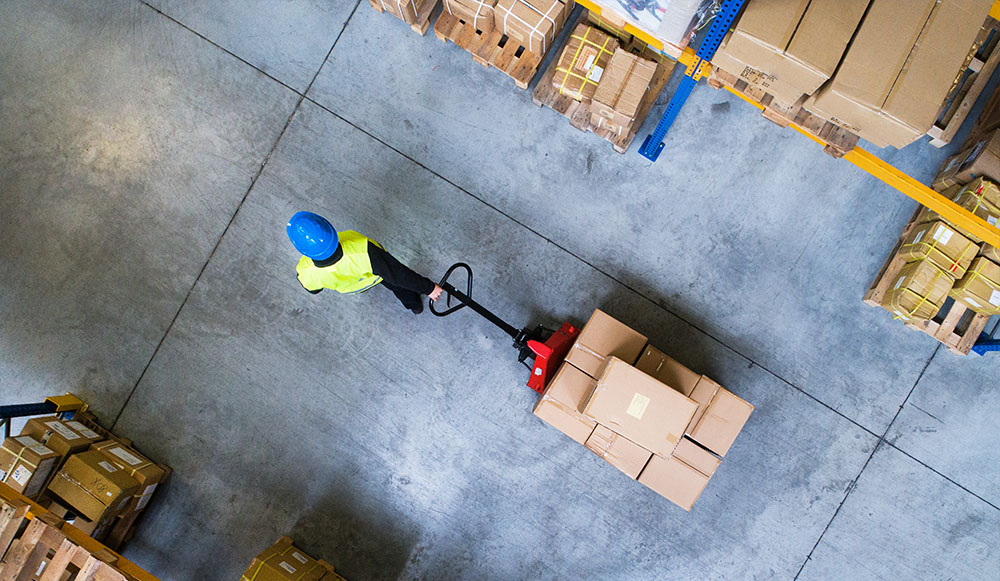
[0,488,155,580]
[863,207,991,356]
[927,18,1000,148]
[531,11,677,153]
[433,10,550,89]
[706,66,859,158]
[369,0,438,35]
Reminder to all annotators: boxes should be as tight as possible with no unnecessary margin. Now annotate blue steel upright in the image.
[638,0,747,161]
[971,332,1000,355]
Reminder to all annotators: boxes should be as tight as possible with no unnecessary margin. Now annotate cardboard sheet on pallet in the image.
[590,48,656,132]
[554,24,619,101]
[881,258,955,322]
[533,362,598,444]
[584,425,651,479]
[934,130,1000,190]
[443,0,497,32]
[564,309,646,378]
[922,184,1000,244]
[21,417,101,459]
[0,436,59,498]
[494,0,570,55]
[805,0,992,149]
[951,256,1000,315]
[581,357,696,458]
[899,220,978,279]
[712,0,868,104]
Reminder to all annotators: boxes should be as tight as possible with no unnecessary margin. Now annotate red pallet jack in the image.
[430,263,579,393]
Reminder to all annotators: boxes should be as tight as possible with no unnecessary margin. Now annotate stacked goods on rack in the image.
[534,309,753,511]
[582,0,713,55]
[368,0,440,35]
[242,536,346,581]
[934,130,1000,190]
[0,414,170,551]
[533,11,676,153]
[434,0,573,88]
[710,0,995,150]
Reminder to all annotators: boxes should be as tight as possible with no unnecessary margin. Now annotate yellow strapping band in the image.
[1,442,40,472]
[557,30,616,100]
[893,268,946,320]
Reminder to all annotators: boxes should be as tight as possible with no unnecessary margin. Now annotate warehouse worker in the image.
[287,211,443,314]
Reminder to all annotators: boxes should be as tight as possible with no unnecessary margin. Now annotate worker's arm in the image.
[367,244,436,295]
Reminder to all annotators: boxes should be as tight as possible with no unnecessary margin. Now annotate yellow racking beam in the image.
[722,86,1000,249]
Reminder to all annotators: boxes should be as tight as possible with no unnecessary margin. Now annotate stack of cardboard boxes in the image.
[882,177,1000,320]
[551,23,659,137]
[713,0,993,149]
[494,0,573,55]
[242,536,346,581]
[0,415,168,542]
[534,309,754,510]
[375,0,438,27]
[934,130,1000,191]
[443,0,497,32]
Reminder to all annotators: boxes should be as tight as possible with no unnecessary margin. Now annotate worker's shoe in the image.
[409,302,424,315]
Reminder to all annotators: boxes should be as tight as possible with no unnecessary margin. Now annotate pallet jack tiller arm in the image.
[430,263,579,393]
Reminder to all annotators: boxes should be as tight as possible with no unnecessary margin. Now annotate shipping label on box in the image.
[582,357,696,457]
[0,436,59,498]
[899,221,977,279]
[553,24,619,101]
[21,416,100,458]
[564,309,647,378]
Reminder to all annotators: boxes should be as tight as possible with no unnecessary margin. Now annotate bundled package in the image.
[443,0,497,32]
[933,131,1000,190]
[881,258,954,322]
[950,256,1000,315]
[923,182,1000,243]
[47,450,139,523]
[898,221,978,279]
[241,536,340,581]
[376,0,434,25]
[590,48,657,135]
[553,24,619,101]
[0,436,59,498]
[494,0,571,54]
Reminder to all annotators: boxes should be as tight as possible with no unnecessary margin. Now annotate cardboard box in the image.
[590,48,657,131]
[881,258,955,322]
[584,425,652,479]
[922,184,1000,244]
[21,416,101,459]
[714,0,868,102]
[950,256,1000,315]
[494,0,570,55]
[47,450,139,522]
[374,0,434,25]
[443,0,497,32]
[685,383,754,457]
[982,243,1000,263]
[564,309,647,378]
[806,0,992,149]
[533,362,598,444]
[0,436,59,498]
[92,440,166,513]
[933,130,1000,190]
[671,437,720,477]
[581,357,697,457]
[553,24,619,101]
[899,221,978,279]
[242,537,328,581]
[637,453,709,511]
[633,346,700,396]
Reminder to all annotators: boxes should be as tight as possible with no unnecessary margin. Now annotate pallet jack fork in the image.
[430,263,579,393]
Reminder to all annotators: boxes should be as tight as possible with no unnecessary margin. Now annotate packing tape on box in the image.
[0,442,42,473]
[571,342,605,362]
[94,441,154,478]
[380,0,418,20]
[557,29,616,100]
[242,544,323,581]
[500,0,560,53]
[594,116,624,138]
[892,268,947,321]
[909,231,976,276]
[960,259,1000,300]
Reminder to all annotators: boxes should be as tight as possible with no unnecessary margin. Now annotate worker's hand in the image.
[429,284,444,301]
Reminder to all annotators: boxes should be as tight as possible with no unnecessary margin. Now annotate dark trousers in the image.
[382,281,422,310]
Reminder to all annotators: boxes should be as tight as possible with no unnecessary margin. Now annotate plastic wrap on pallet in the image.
[586,0,717,48]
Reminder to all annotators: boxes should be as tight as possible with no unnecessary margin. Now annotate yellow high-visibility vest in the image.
[296,231,383,294]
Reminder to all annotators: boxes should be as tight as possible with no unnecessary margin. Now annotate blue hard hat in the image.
[287,211,338,259]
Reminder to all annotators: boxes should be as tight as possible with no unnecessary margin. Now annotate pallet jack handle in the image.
[430,262,521,340]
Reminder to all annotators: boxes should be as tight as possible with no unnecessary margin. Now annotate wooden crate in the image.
[531,11,677,153]
[927,18,1000,148]
[369,0,439,36]
[433,10,551,89]
[706,66,859,158]
[0,485,156,580]
[863,207,991,356]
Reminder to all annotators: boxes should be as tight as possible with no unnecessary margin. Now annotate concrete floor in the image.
[1,1,998,579]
